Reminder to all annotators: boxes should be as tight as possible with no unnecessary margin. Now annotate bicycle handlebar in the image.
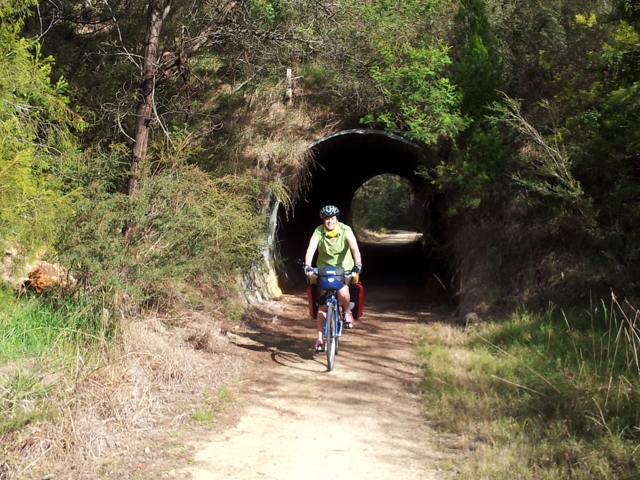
[308,268,355,278]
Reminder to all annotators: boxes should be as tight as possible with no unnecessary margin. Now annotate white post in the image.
[285,68,293,105]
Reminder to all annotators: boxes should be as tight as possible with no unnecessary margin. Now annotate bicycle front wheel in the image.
[335,309,341,356]
[326,302,336,372]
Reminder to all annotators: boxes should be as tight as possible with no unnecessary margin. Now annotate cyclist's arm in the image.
[304,237,319,267]
[346,231,362,265]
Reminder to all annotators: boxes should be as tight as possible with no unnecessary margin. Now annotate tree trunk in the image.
[127,0,171,196]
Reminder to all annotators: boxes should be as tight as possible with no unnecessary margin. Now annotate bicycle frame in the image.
[323,292,342,339]
[313,266,349,372]
[323,289,343,372]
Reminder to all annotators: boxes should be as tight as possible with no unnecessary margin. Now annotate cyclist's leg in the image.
[316,289,328,340]
[316,306,326,339]
[337,284,354,325]
[315,304,326,349]
[337,284,351,313]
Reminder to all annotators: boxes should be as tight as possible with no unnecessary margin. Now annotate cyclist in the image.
[304,205,362,352]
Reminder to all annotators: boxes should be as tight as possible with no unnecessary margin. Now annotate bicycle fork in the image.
[324,296,343,339]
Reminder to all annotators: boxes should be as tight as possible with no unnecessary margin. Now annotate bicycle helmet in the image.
[319,205,340,219]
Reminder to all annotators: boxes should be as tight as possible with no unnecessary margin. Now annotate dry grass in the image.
[0,309,248,480]
[197,78,346,204]
[417,298,640,479]
[237,90,331,199]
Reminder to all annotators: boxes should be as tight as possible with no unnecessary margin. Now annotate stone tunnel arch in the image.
[274,129,451,297]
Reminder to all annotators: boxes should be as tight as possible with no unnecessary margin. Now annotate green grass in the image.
[0,287,116,362]
[190,385,235,424]
[417,299,640,479]
[0,286,117,436]
[190,407,223,424]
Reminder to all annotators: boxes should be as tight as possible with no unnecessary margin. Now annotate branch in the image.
[496,94,582,195]
[159,0,239,78]
[159,4,323,80]
[104,0,142,71]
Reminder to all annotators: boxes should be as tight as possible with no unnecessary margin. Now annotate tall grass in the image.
[0,288,114,362]
[418,294,640,479]
[0,287,114,436]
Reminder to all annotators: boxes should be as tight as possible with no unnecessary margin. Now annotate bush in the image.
[55,149,280,313]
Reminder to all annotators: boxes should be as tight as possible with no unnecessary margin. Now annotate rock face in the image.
[27,261,67,293]
[1,249,34,289]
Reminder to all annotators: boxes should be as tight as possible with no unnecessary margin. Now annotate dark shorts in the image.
[317,277,351,302]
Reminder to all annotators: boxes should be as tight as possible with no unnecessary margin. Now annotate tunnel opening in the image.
[351,174,421,233]
[275,129,451,303]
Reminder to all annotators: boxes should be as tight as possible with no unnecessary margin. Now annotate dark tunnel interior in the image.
[275,129,450,301]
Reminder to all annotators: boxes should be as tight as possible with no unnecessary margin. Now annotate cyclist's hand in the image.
[352,262,362,274]
[304,264,314,277]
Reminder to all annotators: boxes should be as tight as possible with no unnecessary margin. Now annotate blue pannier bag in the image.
[318,266,345,290]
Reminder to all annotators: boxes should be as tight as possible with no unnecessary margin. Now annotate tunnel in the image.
[275,129,450,302]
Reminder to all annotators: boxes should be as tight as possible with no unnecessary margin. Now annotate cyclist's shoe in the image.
[314,340,325,352]
[344,311,354,329]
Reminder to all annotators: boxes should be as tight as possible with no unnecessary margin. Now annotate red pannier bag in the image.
[349,282,365,319]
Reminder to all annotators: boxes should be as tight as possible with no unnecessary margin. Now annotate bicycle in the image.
[310,266,356,372]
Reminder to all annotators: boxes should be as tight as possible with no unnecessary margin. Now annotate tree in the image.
[0,0,84,252]
[128,0,171,195]
[28,0,334,162]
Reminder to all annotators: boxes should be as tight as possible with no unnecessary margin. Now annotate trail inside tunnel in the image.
[357,231,431,302]
[283,230,439,305]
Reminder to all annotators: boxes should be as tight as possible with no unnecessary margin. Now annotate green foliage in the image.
[298,63,336,91]
[0,286,114,363]
[351,174,419,232]
[423,0,640,302]
[543,10,640,285]
[319,0,461,144]
[0,368,53,435]
[56,144,280,310]
[248,0,277,24]
[496,96,589,210]
[362,41,467,144]
[0,0,85,253]
[191,407,222,424]
[427,125,509,215]
[423,0,509,215]
[355,0,449,42]
[0,284,115,436]
[453,0,501,119]
[356,0,465,143]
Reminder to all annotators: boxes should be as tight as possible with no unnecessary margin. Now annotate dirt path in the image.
[175,289,450,479]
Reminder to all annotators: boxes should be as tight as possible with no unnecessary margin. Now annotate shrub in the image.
[55,148,282,313]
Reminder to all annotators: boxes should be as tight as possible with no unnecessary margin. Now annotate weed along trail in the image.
[175,289,449,480]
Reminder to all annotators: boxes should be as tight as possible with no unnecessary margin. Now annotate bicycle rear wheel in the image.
[326,302,336,371]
